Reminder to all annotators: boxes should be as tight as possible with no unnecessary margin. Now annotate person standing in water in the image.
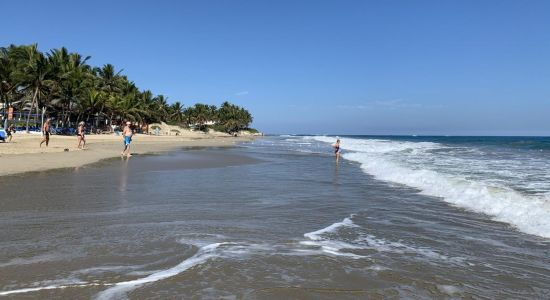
[332,139,341,163]
[40,118,51,147]
[121,121,133,157]
[76,121,86,149]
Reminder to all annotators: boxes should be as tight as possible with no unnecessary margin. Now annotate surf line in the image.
[1,243,227,298]
[299,215,367,259]
[93,242,226,299]
[0,282,113,296]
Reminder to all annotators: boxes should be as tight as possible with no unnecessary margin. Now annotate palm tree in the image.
[183,106,194,126]
[0,43,256,134]
[169,101,185,123]
[96,63,122,95]
[49,47,92,127]
[0,46,18,129]
[188,103,212,131]
[77,89,105,127]
[11,44,54,132]
[208,105,218,124]
[117,92,149,123]
[152,94,169,122]
[137,90,156,124]
[217,101,253,133]
[104,77,137,127]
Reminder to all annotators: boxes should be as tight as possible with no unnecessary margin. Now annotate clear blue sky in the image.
[1,0,549,135]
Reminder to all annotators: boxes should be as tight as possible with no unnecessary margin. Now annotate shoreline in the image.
[0,133,257,177]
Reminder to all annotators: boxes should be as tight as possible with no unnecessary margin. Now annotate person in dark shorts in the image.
[76,121,86,149]
[40,118,51,147]
[6,124,15,143]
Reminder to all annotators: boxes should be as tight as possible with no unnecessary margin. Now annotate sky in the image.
[1,0,549,135]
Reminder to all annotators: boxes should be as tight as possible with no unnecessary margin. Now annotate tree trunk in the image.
[41,107,46,134]
[66,99,72,127]
[61,103,66,128]
[25,87,39,132]
[110,113,114,132]
[35,98,40,128]
[2,94,7,130]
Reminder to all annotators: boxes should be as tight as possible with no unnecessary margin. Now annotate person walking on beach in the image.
[40,118,51,147]
[6,124,15,143]
[332,139,341,163]
[76,121,86,149]
[121,121,133,157]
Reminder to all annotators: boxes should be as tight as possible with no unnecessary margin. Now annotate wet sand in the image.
[0,134,256,177]
[0,148,262,299]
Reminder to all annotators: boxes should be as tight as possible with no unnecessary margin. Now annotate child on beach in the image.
[40,118,51,147]
[121,121,133,157]
[76,121,86,149]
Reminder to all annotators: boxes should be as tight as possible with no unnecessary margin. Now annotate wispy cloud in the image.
[371,99,423,109]
[336,104,370,110]
[337,99,425,110]
[234,91,249,96]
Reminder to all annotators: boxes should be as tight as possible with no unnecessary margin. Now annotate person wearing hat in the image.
[121,121,133,157]
[76,121,86,149]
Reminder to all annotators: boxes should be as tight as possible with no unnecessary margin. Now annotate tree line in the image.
[0,44,253,133]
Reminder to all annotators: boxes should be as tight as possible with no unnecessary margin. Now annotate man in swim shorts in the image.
[121,121,133,157]
[40,118,51,147]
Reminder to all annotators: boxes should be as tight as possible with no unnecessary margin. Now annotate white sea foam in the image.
[0,281,106,296]
[0,285,63,296]
[94,243,225,300]
[73,265,146,275]
[299,240,365,259]
[302,216,460,262]
[367,264,389,271]
[0,252,75,268]
[355,234,465,263]
[303,217,357,241]
[0,242,251,298]
[300,217,365,259]
[437,284,463,295]
[309,136,550,238]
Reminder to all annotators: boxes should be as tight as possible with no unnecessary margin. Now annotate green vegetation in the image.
[0,44,254,133]
[245,128,259,134]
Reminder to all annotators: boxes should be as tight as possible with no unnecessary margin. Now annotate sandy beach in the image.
[0,132,256,177]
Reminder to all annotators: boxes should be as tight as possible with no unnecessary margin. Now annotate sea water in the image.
[0,138,549,299]
[307,135,550,238]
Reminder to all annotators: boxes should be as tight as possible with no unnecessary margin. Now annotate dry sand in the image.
[0,132,256,177]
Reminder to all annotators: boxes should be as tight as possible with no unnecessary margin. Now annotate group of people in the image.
[9,120,341,162]
[36,118,134,157]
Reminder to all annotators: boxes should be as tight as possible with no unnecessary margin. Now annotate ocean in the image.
[0,136,549,299]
